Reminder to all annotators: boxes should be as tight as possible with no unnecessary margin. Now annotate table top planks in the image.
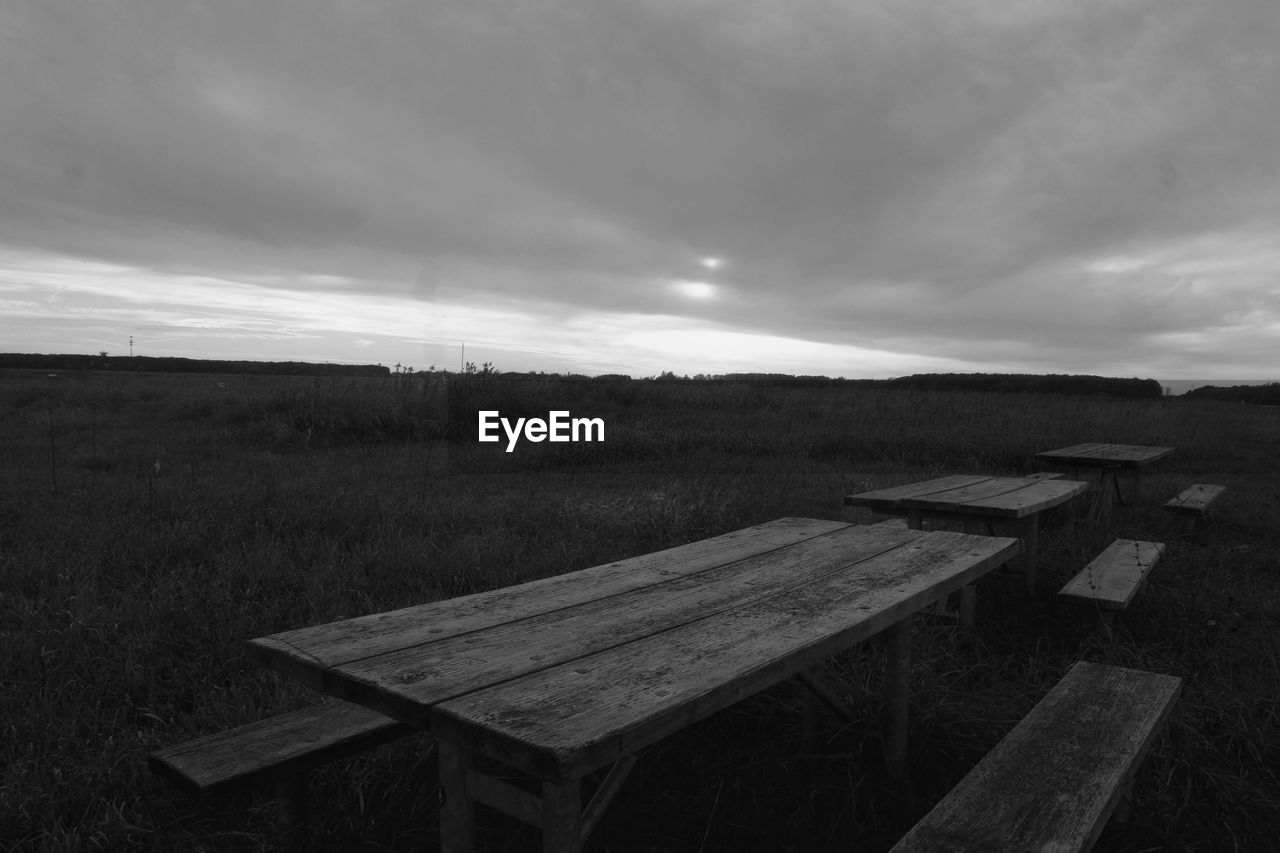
[430,527,1019,779]
[319,522,926,726]
[1035,443,1175,468]
[247,519,1020,781]
[246,516,847,688]
[845,475,1088,519]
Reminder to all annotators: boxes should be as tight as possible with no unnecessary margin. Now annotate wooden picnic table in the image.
[245,517,1020,852]
[844,475,1088,599]
[1034,443,1174,520]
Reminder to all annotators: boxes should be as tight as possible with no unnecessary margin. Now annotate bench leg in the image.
[274,773,310,846]
[1113,777,1135,822]
[439,741,477,853]
[884,619,912,782]
[1099,610,1116,643]
[958,585,976,626]
[800,666,820,750]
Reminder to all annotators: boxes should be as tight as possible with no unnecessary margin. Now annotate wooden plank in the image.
[147,701,415,800]
[1058,540,1166,611]
[1164,484,1226,515]
[1025,471,1065,480]
[843,476,994,510]
[1033,442,1115,462]
[247,517,849,688]
[324,524,926,727]
[430,530,1020,780]
[890,661,1182,853]
[1106,444,1174,465]
[900,478,1087,518]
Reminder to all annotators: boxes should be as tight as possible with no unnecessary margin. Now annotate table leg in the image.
[542,778,583,853]
[958,585,976,625]
[884,619,911,782]
[439,742,476,853]
[1091,470,1117,523]
[1020,514,1039,595]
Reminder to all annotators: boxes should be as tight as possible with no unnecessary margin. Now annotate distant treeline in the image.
[881,373,1164,399]
[3,353,1168,398]
[0,352,390,377]
[1184,382,1280,405]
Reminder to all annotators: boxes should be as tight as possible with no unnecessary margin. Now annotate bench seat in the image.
[1164,484,1226,528]
[149,699,417,822]
[1059,539,1166,613]
[890,661,1181,853]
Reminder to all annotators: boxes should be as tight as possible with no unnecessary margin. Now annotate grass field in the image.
[3,370,1278,851]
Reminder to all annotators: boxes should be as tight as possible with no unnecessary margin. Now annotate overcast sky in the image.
[3,1,1279,379]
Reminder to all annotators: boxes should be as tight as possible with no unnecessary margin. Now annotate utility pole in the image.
[129,336,134,357]
[460,342,464,373]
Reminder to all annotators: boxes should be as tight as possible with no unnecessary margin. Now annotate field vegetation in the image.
[2,370,1278,851]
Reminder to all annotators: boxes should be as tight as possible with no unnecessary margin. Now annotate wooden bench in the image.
[1024,471,1065,481]
[1164,484,1226,528]
[1058,539,1165,640]
[149,700,418,830]
[890,660,1182,853]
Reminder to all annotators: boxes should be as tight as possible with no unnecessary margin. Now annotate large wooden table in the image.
[246,517,1020,852]
[1034,443,1174,520]
[844,475,1088,599]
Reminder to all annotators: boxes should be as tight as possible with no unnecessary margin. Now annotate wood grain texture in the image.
[1059,539,1166,611]
[324,523,925,727]
[1164,484,1226,514]
[247,517,848,689]
[890,661,1182,853]
[147,701,415,799]
[899,478,1087,518]
[429,530,1019,779]
[848,476,1085,519]
[843,476,992,509]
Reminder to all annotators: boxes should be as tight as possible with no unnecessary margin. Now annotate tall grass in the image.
[2,370,1277,851]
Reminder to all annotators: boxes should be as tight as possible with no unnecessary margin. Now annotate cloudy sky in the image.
[3,1,1279,379]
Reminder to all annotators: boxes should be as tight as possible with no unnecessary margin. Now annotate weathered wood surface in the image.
[843,476,992,510]
[1025,471,1065,480]
[1164,483,1226,515]
[1059,539,1166,611]
[147,700,415,799]
[899,477,1086,518]
[890,661,1182,853]
[325,522,927,727]
[847,475,1085,518]
[1035,443,1175,468]
[247,516,847,688]
[428,529,1019,779]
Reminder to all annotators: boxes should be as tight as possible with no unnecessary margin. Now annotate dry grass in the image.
[2,370,1278,851]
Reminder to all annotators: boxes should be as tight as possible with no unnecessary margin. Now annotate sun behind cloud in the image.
[671,279,719,300]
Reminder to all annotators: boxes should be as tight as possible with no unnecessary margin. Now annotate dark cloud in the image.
[3,0,1279,375]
